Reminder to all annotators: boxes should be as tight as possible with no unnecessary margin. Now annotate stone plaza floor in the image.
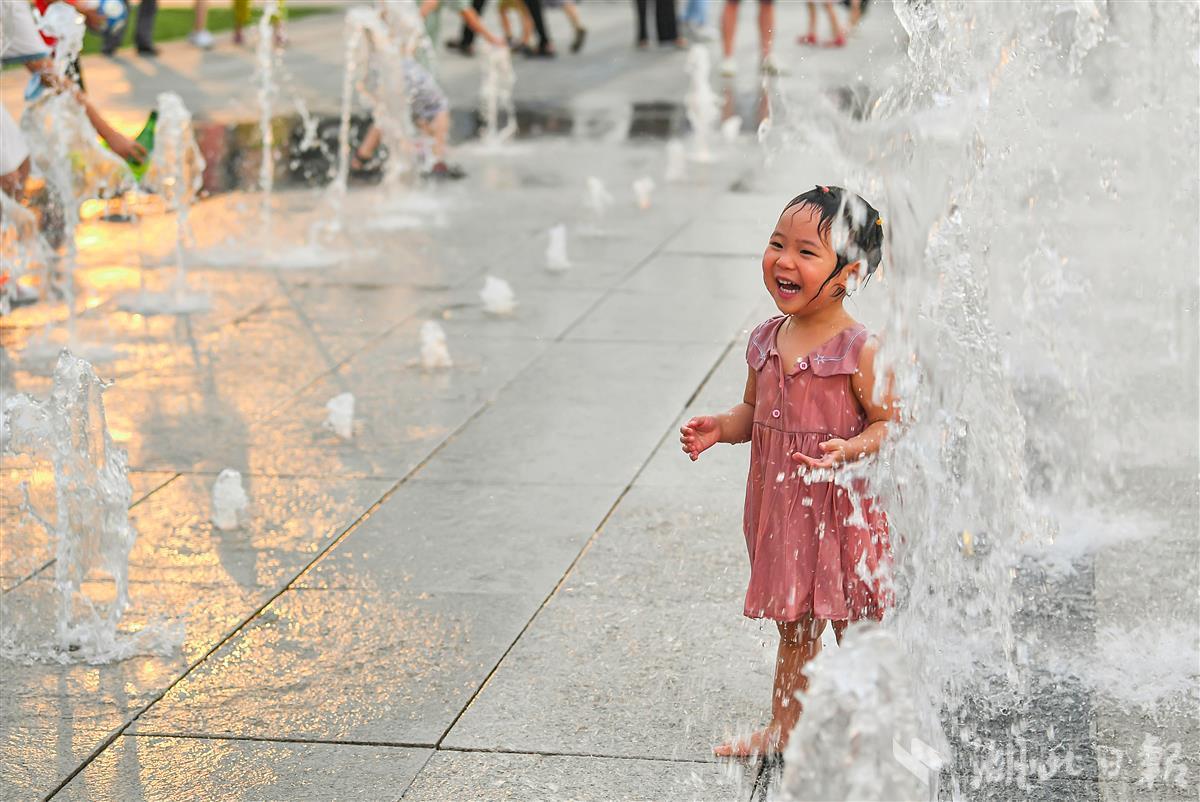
[2,3,1198,801]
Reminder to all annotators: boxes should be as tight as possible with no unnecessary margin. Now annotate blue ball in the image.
[97,0,128,37]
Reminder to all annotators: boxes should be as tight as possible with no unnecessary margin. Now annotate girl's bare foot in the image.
[713,725,784,757]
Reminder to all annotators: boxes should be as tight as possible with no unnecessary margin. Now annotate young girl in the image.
[680,185,895,757]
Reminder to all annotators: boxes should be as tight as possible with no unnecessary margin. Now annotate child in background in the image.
[350,58,463,180]
[798,0,849,48]
[232,0,287,48]
[680,186,896,757]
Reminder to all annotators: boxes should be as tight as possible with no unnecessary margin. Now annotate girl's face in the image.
[762,204,855,316]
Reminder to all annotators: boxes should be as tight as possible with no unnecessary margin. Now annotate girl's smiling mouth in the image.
[776,278,802,298]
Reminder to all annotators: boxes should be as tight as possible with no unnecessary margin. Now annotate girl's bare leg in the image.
[714,617,823,756]
[193,0,208,32]
[849,0,862,28]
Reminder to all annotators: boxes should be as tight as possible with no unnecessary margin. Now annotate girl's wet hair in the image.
[782,186,884,298]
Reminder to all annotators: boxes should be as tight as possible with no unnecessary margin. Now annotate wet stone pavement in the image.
[3,4,1197,801]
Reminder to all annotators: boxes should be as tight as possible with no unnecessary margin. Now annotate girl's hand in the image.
[680,416,721,461]
[791,438,849,470]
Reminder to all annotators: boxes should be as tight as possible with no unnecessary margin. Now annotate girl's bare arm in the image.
[681,367,756,460]
[843,338,898,460]
[717,367,757,444]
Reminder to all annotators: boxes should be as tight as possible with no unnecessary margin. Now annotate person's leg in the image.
[563,1,586,51]
[849,0,862,28]
[712,617,823,756]
[634,0,650,45]
[352,124,383,166]
[757,0,773,59]
[562,0,582,30]
[720,0,737,58]
[653,0,680,44]
[822,1,845,42]
[193,0,207,32]
[517,1,534,45]
[461,0,487,49]
[420,109,450,162]
[135,0,158,51]
[102,0,127,54]
[769,618,822,745]
[524,0,554,52]
[799,1,817,43]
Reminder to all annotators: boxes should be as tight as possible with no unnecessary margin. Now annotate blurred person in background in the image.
[720,0,780,76]
[634,0,685,50]
[100,0,158,56]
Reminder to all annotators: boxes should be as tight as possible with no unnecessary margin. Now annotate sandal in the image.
[797,33,816,46]
[822,35,846,48]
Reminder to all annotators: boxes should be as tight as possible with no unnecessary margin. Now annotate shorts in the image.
[403,59,449,123]
[0,104,30,175]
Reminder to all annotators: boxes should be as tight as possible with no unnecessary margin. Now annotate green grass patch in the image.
[82,3,337,55]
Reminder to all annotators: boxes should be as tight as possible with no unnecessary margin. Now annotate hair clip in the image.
[819,185,830,193]
[876,218,884,226]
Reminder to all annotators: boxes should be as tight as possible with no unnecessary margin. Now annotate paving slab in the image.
[616,253,764,300]
[661,219,767,257]
[246,323,552,479]
[0,469,177,590]
[563,484,748,608]
[402,750,751,802]
[0,722,112,802]
[124,473,392,589]
[56,736,431,802]
[298,480,622,597]
[416,341,725,485]
[442,594,772,763]
[564,288,752,345]
[131,586,536,745]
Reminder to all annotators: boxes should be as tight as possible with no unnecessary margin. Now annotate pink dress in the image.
[742,316,893,623]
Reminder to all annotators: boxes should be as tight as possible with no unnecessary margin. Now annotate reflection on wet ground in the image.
[190,99,764,193]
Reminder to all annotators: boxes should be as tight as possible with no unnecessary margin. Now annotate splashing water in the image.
[781,626,928,801]
[585,176,614,217]
[0,351,182,664]
[632,177,655,210]
[770,2,1199,797]
[721,115,743,144]
[665,139,688,183]
[684,45,719,163]
[545,224,571,271]
[419,320,453,369]
[19,3,131,361]
[331,4,419,231]
[323,392,356,440]
[480,275,516,316]
[119,92,211,316]
[256,0,281,235]
[479,42,517,147]
[0,191,51,313]
[211,468,249,531]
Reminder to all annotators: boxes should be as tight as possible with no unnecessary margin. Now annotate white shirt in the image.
[1,2,50,64]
